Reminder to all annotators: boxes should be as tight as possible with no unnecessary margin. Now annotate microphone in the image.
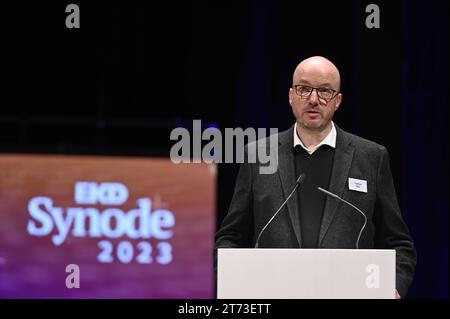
[254,174,306,248]
[317,187,367,249]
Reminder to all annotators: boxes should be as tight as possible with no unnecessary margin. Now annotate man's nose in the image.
[308,89,319,105]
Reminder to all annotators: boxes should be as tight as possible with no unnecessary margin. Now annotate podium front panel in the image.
[217,248,395,299]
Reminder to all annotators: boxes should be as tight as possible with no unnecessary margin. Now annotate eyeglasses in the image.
[293,85,339,102]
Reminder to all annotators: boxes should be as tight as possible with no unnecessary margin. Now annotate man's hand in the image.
[395,289,401,299]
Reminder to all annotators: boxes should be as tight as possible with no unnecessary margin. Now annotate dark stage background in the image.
[2,0,448,298]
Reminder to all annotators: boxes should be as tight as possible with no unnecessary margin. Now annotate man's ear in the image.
[289,88,294,106]
[335,93,343,110]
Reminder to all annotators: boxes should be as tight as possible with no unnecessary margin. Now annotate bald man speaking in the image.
[215,56,416,298]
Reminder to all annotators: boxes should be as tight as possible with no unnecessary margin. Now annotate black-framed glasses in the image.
[293,85,339,102]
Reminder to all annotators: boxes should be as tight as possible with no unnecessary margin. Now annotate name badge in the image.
[348,178,367,193]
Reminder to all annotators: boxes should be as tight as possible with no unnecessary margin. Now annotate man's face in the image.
[289,63,342,131]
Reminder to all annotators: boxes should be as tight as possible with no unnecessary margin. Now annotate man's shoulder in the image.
[244,124,389,155]
[338,126,388,154]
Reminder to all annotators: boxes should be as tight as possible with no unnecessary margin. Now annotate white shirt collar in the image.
[293,121,336,154]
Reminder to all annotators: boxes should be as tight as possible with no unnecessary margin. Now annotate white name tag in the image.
[348,178,368,193]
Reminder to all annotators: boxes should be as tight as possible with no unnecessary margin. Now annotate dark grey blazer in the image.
[215,124,417,297]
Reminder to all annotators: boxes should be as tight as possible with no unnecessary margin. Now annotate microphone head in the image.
[296,173,306,186]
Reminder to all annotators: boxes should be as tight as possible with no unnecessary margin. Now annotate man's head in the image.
[289,56,342,132]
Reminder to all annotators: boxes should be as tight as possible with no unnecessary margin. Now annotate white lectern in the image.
[217,248,395,299]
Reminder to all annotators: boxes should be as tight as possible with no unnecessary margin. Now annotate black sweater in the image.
[294,145,335,248]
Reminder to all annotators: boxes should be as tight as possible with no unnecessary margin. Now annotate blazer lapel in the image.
[318,126,355,246]
[277,126,302,247]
